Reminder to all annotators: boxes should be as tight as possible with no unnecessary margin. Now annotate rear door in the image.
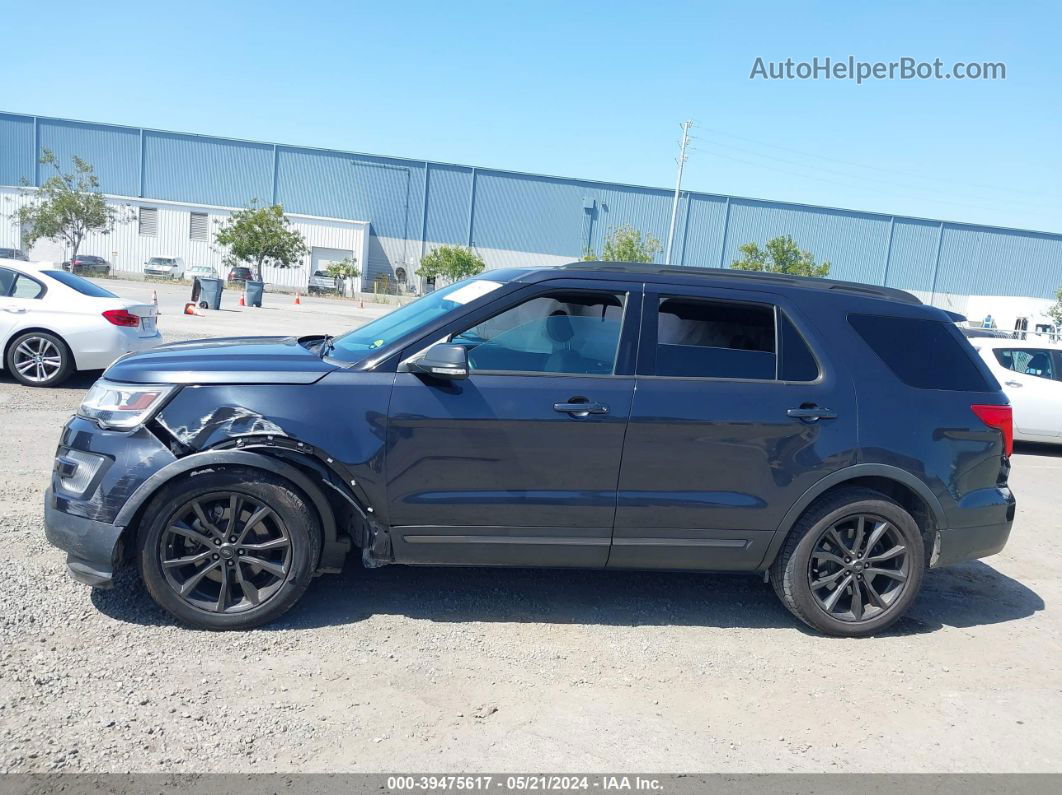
[609,283,857,571]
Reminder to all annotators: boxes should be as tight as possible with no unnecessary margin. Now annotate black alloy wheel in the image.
[807,513,911,622]
[160,492,293,614]
[770,487,925,637]
[137,468,321,630]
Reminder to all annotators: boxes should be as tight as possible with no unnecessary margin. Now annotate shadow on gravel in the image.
[91,557,1043,636]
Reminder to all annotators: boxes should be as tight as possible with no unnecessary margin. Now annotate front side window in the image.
[994,348,1057,381]
[452,290,625,375]
[655,297,776,379]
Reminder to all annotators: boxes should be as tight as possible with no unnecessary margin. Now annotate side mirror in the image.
[409,343,469,380]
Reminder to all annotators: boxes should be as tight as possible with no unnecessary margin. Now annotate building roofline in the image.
[4,108,1062,241]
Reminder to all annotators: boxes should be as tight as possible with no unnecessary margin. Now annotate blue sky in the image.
[5,0,1060,232]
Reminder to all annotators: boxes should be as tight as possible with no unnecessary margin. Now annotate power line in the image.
[690,144,1058,219]
[694,125,1058,202]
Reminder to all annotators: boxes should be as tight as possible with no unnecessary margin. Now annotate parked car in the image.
[144,256,185,279]
[0,247,30,261]
[971,337,1062,443]
[66,255,112,276]
[308,269,338,294]
[186,265,218,281]
[0,257,161,387]
[43,263,1015,635]
[226,266,253,284]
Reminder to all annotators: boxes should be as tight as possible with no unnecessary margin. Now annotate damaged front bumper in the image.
[44,416,177,587]
[44,487,125,587]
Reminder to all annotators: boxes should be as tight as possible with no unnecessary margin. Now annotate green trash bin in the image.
[197,277,224,310]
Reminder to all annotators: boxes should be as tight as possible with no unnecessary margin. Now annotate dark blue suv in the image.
[44,263,1016,636]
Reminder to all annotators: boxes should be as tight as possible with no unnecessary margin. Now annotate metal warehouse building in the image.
[2,111,1062,325]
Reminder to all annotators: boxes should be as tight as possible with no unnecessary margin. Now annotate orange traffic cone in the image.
[152,290,161,315]
[294,290,301,305]
[239,292,245,307]
[183,302,199,316]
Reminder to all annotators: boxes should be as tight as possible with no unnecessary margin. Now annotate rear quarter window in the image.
[848,313,994,392]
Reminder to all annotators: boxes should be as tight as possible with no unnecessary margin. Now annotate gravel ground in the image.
[0,287,1060,773]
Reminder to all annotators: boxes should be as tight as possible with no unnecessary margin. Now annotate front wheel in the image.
[770,488,925,637]
[137,467,321,630]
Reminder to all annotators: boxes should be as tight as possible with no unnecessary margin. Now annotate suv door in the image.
[385,278,642,567]
[609,283,857,571]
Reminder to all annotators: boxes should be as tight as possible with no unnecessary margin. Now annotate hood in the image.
[104,336,339,385]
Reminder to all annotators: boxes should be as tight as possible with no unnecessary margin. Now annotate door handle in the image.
[787,406,838,421]
[554,400,609,416]
[1004,380,1023,388]
[3,307,27,314]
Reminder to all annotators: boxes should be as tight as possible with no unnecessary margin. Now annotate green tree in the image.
[15,149,118,262]
[214,202,309,282]
[1048,287,1062,330]
[325,257,361,297]
[730,235,830,277]
[584,225,661,263]
[418,245,486,283]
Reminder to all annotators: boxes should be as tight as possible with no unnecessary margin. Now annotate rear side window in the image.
[0,267,45,299]
[655,297,776,379]
[849,313,992,391]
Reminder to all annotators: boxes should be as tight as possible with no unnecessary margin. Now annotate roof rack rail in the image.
[558,261,922,305]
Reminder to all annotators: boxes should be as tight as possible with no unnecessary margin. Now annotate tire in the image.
[770,487,925,637]
[137,467,322,630]
[5,331,75,387]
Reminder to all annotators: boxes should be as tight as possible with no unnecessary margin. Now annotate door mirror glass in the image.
[410,343,469,380]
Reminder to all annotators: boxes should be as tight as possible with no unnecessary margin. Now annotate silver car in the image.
[144,256,185,279]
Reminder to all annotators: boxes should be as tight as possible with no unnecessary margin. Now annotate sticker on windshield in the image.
[445,280,503,305]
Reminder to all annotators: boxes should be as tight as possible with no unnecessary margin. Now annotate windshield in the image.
[149,258,175,266]
[42,270,119,298]
[328,278,504,362]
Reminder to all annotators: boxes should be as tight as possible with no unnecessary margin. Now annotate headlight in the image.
[78,381,175,429]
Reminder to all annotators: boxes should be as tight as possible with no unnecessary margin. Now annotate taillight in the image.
[971,404,1013,457]
[102,309,140,328]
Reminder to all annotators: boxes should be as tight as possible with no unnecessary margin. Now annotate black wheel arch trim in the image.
[757,463,947,570]
[113,448,352,572]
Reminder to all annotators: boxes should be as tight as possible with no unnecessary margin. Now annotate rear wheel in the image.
[5,331,74,387]
[770,488,925,637]
[137,468,321,630]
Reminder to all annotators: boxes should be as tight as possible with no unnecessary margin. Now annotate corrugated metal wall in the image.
[3,111,1061,299]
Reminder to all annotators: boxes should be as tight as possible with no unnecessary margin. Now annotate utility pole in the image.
[664,120,694,265]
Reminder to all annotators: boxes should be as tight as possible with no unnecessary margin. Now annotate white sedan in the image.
[972,336,1062,443]
[0,258,161,387]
